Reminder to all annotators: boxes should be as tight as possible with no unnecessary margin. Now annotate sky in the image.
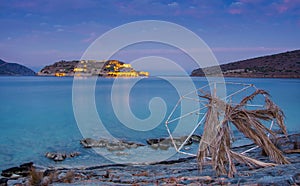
[0,0,299,73]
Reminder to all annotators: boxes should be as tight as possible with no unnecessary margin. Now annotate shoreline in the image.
[1,134,300,185]
[1,152,300,185]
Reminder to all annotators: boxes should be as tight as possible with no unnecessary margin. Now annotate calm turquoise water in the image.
[0,76,299,171]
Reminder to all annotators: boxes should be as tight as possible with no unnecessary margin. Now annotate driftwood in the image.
[197,89,290,177]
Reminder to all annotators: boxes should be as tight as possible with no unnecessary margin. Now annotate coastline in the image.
[190,74,300,79]
[1,134,300,185]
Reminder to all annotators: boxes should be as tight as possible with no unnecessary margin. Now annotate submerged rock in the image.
[80,138,108,148]
[147,134,201,150]
[45,152,80,162]
[80,138,144,151]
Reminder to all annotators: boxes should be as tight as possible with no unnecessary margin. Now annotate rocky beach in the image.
[1,133,300,186]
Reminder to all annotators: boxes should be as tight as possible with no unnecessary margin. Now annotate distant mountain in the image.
[191,50,300,78]
[0,59,36,76]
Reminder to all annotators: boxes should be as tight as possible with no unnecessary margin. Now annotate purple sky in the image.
[0,0,299,73]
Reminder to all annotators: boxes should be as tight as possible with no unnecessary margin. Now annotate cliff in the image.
[0,59,36,76]
[191,50,300,78]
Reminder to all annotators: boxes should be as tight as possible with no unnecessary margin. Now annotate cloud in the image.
[228,1,244,15]
[228,8,243,15]
[168,2,179,7]
[56,28,64,32]
[273,0,300,14]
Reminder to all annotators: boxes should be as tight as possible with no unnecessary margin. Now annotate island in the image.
[0,59,36,76]
[38,60,149,77]
[191,49,300,78]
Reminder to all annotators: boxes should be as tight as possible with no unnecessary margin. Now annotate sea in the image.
[0,76,299,171]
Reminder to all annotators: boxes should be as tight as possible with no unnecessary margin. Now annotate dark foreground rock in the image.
[1,162,33,178]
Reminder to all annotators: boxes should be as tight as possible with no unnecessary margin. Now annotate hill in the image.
[191,50,300,78]
[0,59,36,76]
[38,60,149,77]
[38,60,79,76]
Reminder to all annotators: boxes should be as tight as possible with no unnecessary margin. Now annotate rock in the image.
[45,152,55,159]
[191,134,201,143]
[20,162,33,169]
[58,172,66,180]
[54,154,67,161]
[121,141,144,148]
[257,175,294,186]
[43,169,55,177]
[147,136,197,150]
[45,152,79,162]
[0,178,8,185]
[45,152,66,161]
[159,144,170,150]
[273,133,300,152]
[10,174,21,179]
[146,138,164,145]
[69,152,80,157]
[150,143,159,150]
[262,133,300,155]
[115,152,129,156]
[293,173,300,184]
[41,176,50,185]
[80,138,99,148]
[1,162,33,177]
[80,138,144,151]
[106,143,126,151]
[7,179,23,186]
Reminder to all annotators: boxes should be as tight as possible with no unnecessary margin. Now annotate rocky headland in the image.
[0,59,36,76]
[191,49,300,78]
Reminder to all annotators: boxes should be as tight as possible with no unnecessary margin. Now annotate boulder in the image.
[1,162,33,178]
[45,152,80,162]
[0,178,8,185]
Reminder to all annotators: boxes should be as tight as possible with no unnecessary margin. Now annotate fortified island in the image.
[38,60,149,77]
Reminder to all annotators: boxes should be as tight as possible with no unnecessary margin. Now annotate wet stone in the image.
[57,172,66,180]
[7,178,25,186]
[293,173,300,184]
[45,152,80,161]
[80,138,144,151]
[0,178,8,185]
[1,162,33,177]
[257,175,294,186]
